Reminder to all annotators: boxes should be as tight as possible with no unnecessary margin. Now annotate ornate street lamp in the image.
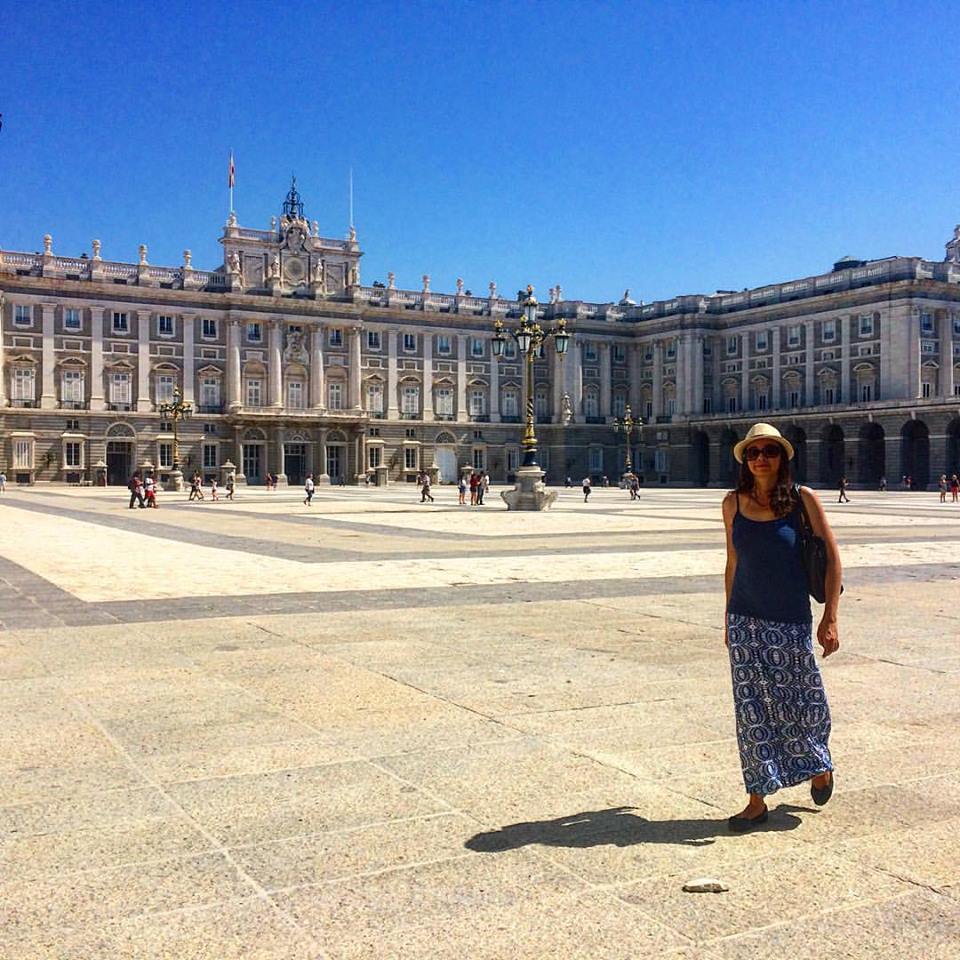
[158,385,192,490]
[492,285,569,470]
[613,403,642,478]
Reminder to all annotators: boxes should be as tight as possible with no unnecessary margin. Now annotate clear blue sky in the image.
[2,1,957,303]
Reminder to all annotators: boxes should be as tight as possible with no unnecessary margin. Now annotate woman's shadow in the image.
[465,804,813,853]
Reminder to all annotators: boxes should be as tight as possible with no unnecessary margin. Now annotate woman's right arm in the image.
[722,492,738,647]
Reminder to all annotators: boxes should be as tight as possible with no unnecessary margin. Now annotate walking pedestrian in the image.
[951,474,959,503]
[0,470,6,493]
[226,473,236,500]
[469,472,479,506]
[188,472,204,501]
[722,423,840,832]
[582,476,592,502]
[458,475,467,505]
[837,476,850,503]
[477,472,487,505]
[939,475,948,504]
[143,473,157,508]
[303,473,315,506]
[879,475,887,492]
[565,476,572,488]
[127,473,145,509]
[210,478,219,501]
[630,473,640,501]
[420,471,435,503]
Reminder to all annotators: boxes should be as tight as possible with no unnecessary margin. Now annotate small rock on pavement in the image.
[682,877,729,893]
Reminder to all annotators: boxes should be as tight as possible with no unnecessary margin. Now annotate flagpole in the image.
[229,150,235,215]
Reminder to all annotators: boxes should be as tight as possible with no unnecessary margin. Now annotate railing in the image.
[434,413,455,420]
[147,266,181,283]
[100,261,138,280]
[400,412,419,420]
[197,404,222,414]
[10,398,36,408]
[56,257,92,276]
[500,415,521,423]
[59,401,88,410]
[471,414,490,422]
[585,415,605,424]
[1,251,40,270]
[107,402,132,411]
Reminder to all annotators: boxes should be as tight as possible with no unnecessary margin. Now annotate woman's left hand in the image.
[817,617,840,657]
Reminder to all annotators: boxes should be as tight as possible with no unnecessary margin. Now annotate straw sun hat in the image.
[733,423,795,463]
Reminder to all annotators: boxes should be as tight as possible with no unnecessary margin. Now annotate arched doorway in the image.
[719,428,739,486]
[947,419,960,478]
[901,420,930,489]
[284,433,309,486]
[326,430,347,483]
[821,425,844,486]
[105,423,137,485]
[784,426,807,482]
[690,430,710,487]
[433,431,458,483]
[242,428,266,484]
[858,422,885,484]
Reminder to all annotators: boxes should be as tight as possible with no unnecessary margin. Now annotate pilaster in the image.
[456,334,468,422]
[740,332,750,412]
[840,316,850,405]
[268,319,283,408]
[40,303,56,409]
[90,307,105,411]
[182,313,195,402]
[310,323,325,409]
[489,341,500,421]
[805,324,815,406]
[652,342,663,419]
[422,333,434,420]
[772,327,782,409]
[136,310,151,412]
[226,319,242,411]
[600,342,612,419]
[348,326,362,410]
[940,312,955,398]
[0,294,6,407]
[387,330,399,419]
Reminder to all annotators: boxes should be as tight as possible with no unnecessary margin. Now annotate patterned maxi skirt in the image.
[727,613,833,797]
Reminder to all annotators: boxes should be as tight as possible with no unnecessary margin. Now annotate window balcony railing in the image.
[655,415,673,424]
[400,412,419,420]
[585,415,605,424]
[59,401,89,410]
[434,413,455,421]
[500,415,521,423]
[108,402,132,411]
[471,414,490,422]
[370,410,387,419]
[536,415,553,424]
[11,399,37,408]
[197,404,222,414]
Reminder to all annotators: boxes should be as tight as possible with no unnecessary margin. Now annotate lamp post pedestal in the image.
[165,468,185,493]
[501,465,557,511]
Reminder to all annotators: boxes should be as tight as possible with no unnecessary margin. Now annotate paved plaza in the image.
[1,483,960,959]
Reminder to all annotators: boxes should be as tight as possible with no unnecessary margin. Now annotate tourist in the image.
[939,474,948,503]
[951,474,959,503]
[0,470,6,493]
[722,422,840,832]
[602,475,609,487]
[420,471,435,503]
[879,475,887,492]
[469,472,479,505]
[477,472,487,505]
[630,473,640,501]
[143,473,157,508]
[582,476,592,502]
[127,472,145,509]
[458,475,467,505]
[565,476,572,488]
[210,477,219,501]
[225,473,236,500]
[188,472,204,501]
[837,476,850,503]
[303,473,315,506]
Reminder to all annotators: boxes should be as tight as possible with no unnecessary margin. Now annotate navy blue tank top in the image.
[728,493,811,624]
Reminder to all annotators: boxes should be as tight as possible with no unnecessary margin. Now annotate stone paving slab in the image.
[1,487,959,957]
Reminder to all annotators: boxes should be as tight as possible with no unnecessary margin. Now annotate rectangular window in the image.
[112,311,128,333]
[472,448,486,470]
[584,342,598,362]
[403,333,416,352]
[727,395,738,413]
[368,445,382,469]
[613,394,626,417]
[727,336,737,355]
[328,328,343,348]
[823,385,836,404]
[666,341,676,360]
[507,447,519,472]
[12,367,35,400]
[589,447,603,472]
[954,317,960,336]
[14,438,33,470]
[860,382,872,402]
[156,375,175,404]
[14,304,32,326]
[287,380,304,409]
[789,389,800,408]
[822,319,836,342]
[471,338,484,358]
[203,443,218,469]
[644,400,653,420]
[503,340,517,359]
[703,396,713,413]
[201,378,220,408]
[404,447,418,470]
[920,313,934,334]
[401,385,420,414]
[921,341,936,354]
[64,441,82,468]
[247,322,262,343]
[366,382,384,414]
[469,388,486,416]
[757,392,768,410]
[366,330,381,351]
[158,442,173,469]
[64,308,81,330]
[755,331,768,351]
[859,314,874,337]
[613,344,625,363]
[435,387,454,416]
[788,325,801,347]
[436,336,451,355]
[328,381,343,409]
[202,317,217,338]
[666,396,676,415]
[62,370,84,403]
[501,391,517,417]
[246,378,262,407]
[111,372,131,404]
[157,315,175,337]
[922,381,932,398]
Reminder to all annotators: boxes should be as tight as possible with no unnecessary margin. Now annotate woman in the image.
[722,422,841,831]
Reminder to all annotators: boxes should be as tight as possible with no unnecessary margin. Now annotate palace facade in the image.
[2,181,960,488]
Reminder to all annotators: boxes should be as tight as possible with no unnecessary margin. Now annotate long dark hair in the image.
[736,450,795,517]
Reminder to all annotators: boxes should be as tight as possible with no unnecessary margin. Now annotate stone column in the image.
[456,334,468,422]
[387,330,399,419]
[840,316,851,406]
[940,312,955,398]
[805,324,815,407]
[40,303,56,409]
[600,342,612,420]
[712,338,722,413]
[629,343,642,415]
[234,424,246,481]
[569,338,584,422]
[909,308,922,399]
[422,332,434,420]
[275,424,287,485]
[226,319,242,411]
[136,310,151,411]
[772,327,782,409]
[318,428,330,483]
[652,342,663,419]
[693,335,705,415]
[90,306,105,411]
[268,320,282,408]
[0,295,7,408]
[740,332,750,412]
[182,313,195,402]
[348,326,362,410]
[310,324,325,409]
[489,342,500,421]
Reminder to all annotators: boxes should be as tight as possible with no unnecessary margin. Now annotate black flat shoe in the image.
[728,806,768,833]
[811,771,834,806]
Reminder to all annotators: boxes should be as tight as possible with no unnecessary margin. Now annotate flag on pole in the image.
[228,151,235,189]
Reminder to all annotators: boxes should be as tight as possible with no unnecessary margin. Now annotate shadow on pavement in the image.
[465,804,815,852]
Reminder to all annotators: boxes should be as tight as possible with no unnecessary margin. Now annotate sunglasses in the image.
[745,444,783,461]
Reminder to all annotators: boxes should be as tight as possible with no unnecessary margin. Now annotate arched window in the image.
[584,387,599,418]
